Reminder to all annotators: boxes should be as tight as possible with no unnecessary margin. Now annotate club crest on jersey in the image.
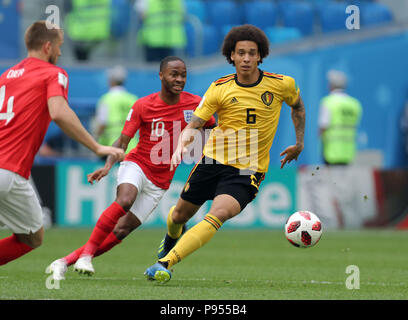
[261,91,274,107]
[183,110,194,123]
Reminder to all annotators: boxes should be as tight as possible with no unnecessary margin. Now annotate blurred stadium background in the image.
[0,0,407,232]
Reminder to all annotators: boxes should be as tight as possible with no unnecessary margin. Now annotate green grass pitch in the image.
[0,228,407,300]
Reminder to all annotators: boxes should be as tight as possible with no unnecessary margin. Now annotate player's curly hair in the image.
[222,24,269,66]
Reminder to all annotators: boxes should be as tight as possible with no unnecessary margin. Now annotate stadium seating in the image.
[202,24,222,55]
[278,1,315,36]
[0,0,20,59]
[221,24,238,41]
[206,0,242,30]
[242,1,278,30]
[318,1,349,33]
[185,22,221,57]
[185,21,201,57]
[360,2,393,26]
[184,0,207,23]
[266,26,303,45]
[0,0,395,62]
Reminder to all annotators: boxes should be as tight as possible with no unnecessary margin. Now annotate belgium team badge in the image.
[261,91,274,107]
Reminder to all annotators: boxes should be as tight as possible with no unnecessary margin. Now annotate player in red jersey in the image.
[47,56,216,279]
[0,21,124,266]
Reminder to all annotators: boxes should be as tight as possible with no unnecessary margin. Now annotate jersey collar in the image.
[234,69,263,88]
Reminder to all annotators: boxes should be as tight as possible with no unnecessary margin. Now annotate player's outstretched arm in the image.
[170,114,207,171]
[280,96,305,168]
[87,134,131,184]
[48,96,125,160]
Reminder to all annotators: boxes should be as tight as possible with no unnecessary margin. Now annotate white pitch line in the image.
[132,277,407,287]
[0,296,19,300]
[40,276,407,288]
[0,296,60,301]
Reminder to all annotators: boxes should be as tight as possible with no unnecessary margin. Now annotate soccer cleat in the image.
[73,255,95,276]
[45,259,67,281]
[157,225,187,259]
[144,262,171,283]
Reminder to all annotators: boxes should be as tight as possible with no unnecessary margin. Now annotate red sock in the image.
[63,246,83,266]
[94,232,122,257]
[63,232,122,266]
[80,202,126,257]
[0,234,33,266]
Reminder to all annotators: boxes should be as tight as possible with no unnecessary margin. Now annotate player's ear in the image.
[43,41,52,55]
[159,71,163,81]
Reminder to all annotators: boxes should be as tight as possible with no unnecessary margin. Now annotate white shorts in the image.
[117,161,166,223]
[0,169,43,234]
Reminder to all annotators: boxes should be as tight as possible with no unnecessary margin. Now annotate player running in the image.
[47,56,215,280]
[0,21,124,266]
[144,24,306,283]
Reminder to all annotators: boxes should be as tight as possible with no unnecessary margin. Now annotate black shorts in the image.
[180,156,265,211]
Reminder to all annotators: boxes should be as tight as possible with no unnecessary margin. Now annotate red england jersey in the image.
[0,57,69,179]
[122,91,215,189]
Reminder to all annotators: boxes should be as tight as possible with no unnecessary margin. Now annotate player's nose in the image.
[176,74,185,81]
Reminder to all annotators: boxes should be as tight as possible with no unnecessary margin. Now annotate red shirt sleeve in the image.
[46,69,69,100]
[122,100,142,138]
[204,115,216,128]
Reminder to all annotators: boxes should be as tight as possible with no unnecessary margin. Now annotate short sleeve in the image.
[46,69,69,100]
[121,100,142,138]
[193,82,218,121]
[283,76,300,106]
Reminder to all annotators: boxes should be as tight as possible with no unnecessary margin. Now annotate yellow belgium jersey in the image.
[194,70,300,173]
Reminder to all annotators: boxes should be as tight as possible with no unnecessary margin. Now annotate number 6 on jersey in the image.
[246,108,256,124]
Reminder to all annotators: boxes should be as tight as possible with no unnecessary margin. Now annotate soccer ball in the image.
[285,211,322,248]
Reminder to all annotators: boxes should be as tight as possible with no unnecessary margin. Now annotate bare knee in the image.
[116,184,138,212]
[171,209,188,224]
[116,194,136,212]
[208,195,242,223]
[29,237,43,248]
[208,207,235,223]
[27,232,43,248]
[16,229,44,248]
[173,206,199,224]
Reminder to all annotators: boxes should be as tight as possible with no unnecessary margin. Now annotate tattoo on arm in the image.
[291,97,305,147]
[190,114,207,129]
[179,115,207,148]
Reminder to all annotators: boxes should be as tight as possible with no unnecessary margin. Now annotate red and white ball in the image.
[285,211,322,248]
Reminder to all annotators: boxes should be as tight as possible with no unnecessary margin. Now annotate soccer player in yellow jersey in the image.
[145,24,305,283]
